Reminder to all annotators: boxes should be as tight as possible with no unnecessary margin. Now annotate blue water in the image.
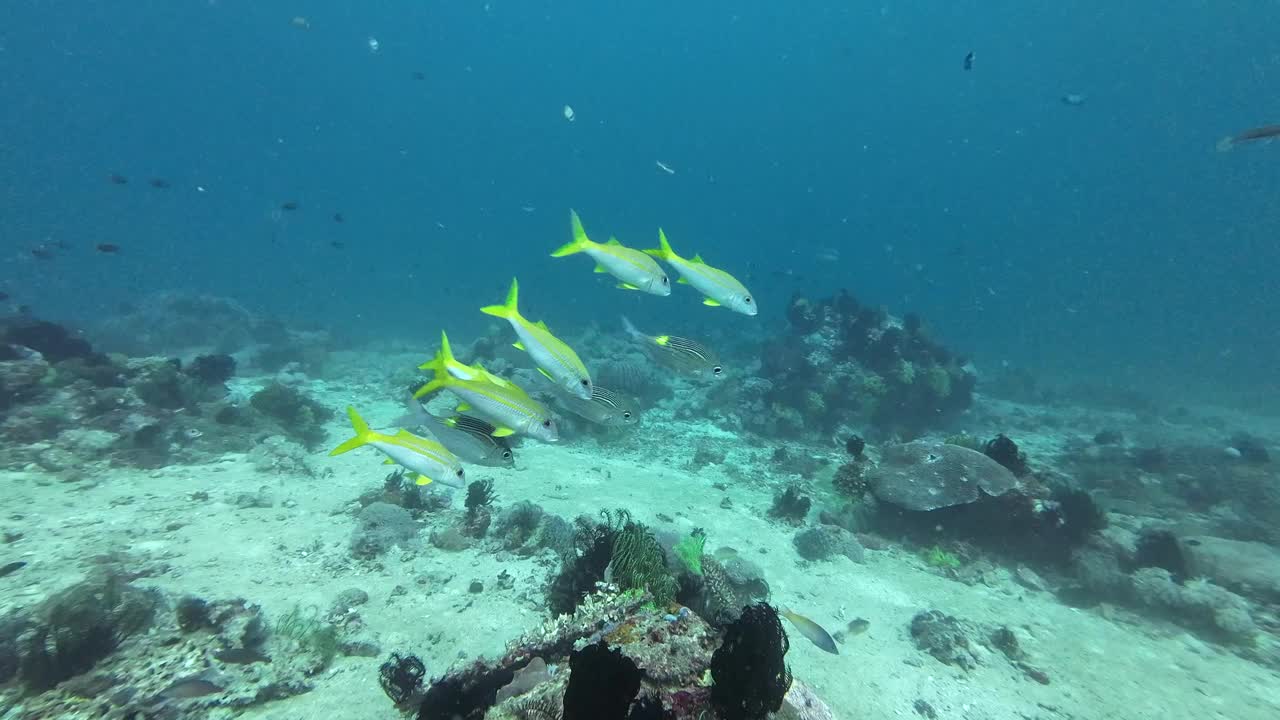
[3,1,1278,393]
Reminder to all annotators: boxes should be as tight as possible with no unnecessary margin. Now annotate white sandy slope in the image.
[2,386,1279,720]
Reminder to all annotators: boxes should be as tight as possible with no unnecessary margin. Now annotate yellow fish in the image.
[552,210,671,296]
[480,278,593,400]
[418,330,510,387]
[329,407,465,487]
[645,229,757,316]
[413,363,559,443]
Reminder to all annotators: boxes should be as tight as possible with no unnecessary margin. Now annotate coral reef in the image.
[748,291,974,439]
[249,382,332,449]
[561,641,642,719]
[465,479,498,538]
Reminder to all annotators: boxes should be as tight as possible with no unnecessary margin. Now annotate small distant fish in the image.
[780,607,839,655]
[655,160,675,175]
[367,36,380,54]
[0,291,9,301]
[411,71,426,81]
[1217,123,1280,152]
[563,104,575,122]
[330,407,466,487]
[329,241,345,249]
[480,278,593,400]
[148,178,171,189]
[96,243,121,254]
[333,212,345,223]
[621,316,723,378]
[108,173,129,185]
[396,395,515,468]
[815,248,840,263]
[547,382,641,428]
[553,210,671,296]
[30,247,55,260]
[963,51,975,71]
[644,230,756,315]
[290,16,310,30]
[161,676,224,699]
[0,561,26,577]
[214,648,271,665]
[280,201,299,211]
[1060,93,1087,107]
[414,362,559,443]
[846,618,870,635]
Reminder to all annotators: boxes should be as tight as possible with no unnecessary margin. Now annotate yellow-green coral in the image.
[923,545,962,569]
[896,360,917,385]
[925,367,952,398]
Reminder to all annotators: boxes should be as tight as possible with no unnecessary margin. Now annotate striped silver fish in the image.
[548,383,641,427]
[621,316,723,378]
[396,396,516,468]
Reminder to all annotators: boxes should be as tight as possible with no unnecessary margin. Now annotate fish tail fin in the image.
[551,210,595,257]
[620,315,645,340]
[480,277,520,320]
[417,330,455,373]
[644,228,678,260]
[330,406,374,456]
[412,364,450,400]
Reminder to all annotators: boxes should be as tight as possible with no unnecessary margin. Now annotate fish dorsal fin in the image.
[449,414,499,437]
[676,276,690,284]
[455,402,472,413]
[512,341,525,351]
[606,236,622,246]
[534,320,549,331]
[593,264,610,273]
[702,298,721,306]
[617,283,638,290]
[691,254,706,264]
[382,458,396,465]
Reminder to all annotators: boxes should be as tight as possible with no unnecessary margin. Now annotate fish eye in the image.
[580,379,590,386]
[455,468,464,477]
[744,296,753,304]
[503,451,512,460]
[661,276,668,284]
[713,366,723,375]
[623,411,633,419]
[542,419,552,428]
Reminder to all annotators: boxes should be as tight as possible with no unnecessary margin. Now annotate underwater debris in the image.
[710,603,791,720]
[768,485,812,525]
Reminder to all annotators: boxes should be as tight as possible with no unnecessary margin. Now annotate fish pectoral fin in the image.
[702,298,722,307]
[382,458,396,465]
[616,283,639,290]
[593,264,610,273]
[491,427,516,437]
[414,474,433,486]
[455,402,472,412]
[512,341,525,351]
[676,277,690,284]
[537,368,554,381]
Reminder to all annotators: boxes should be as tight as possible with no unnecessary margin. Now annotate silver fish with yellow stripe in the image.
[414,362,559,443]
[644,229,757,315]
[418,330,511,387]
[779,606,839,655]
[330,406,466,488]
[621,316,723,378]
[480,278,593,400]
[552,210,671,296]
[395,395,515,468]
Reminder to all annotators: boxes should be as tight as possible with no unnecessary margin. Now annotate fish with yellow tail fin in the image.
[330,406,466,488]
[480,278,593,400]
[779,606,839,655]
[413,363,559,443]
[418,330,510,386]
[552,210,671,296]
[644,229,757,315]
[621,316,723,378]
[394,395,516,468]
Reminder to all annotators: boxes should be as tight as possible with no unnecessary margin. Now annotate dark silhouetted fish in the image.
[30,247,54,260]
[412,71,426,80]
[333,212,345,223]
[1218,123,1280,151]
[96,243,121,253]
[281,201,299,211]
[963,51,975,71]
[0,291,9,301]
[160,677,224,699]
[330,241,345,249]
[0,561,26,577]
[108,173,128,185]
[148,178,171,189]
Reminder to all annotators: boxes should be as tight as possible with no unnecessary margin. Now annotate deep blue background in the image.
[2,1,1278,396]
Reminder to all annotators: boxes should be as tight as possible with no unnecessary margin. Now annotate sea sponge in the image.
[832,461,869,498]
[793,526,864,563]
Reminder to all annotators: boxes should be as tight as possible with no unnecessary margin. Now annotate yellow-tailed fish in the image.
[779,606,839,655]
[552,210,671,296]
[480,278,593,400]
[548,382,641,427]
[621,316,723,378]
[330,406,466,488]
[644,229,757,315]
[418,330,510,386]
[395,395,516,468]
[413,364,559,443]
